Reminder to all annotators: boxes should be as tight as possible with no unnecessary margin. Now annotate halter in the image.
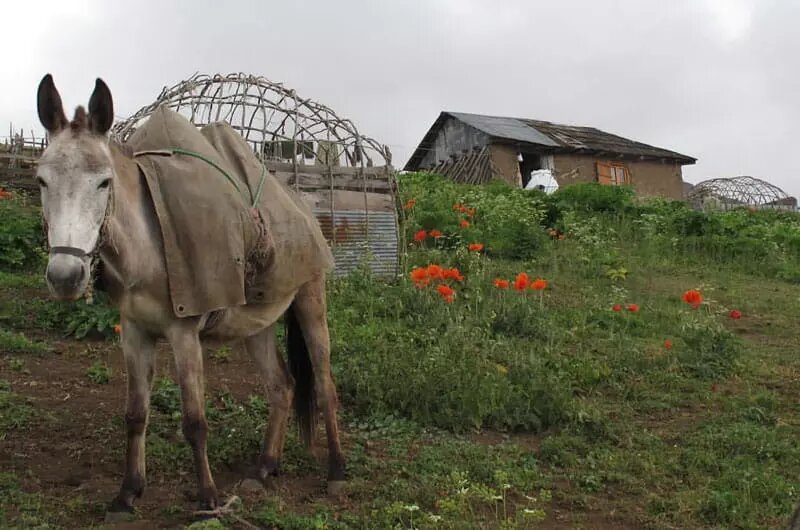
[42,185,113,305]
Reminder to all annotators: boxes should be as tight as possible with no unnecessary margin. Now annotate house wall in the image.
[488,144,522,187]
[417,116,491,168]
[552,154,685,199]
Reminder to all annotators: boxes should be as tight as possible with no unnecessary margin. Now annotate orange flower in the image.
[0,189,12,200]
[468,243,484,252]
[493,279,509,289]
[513,272,529,291]
[530,278,547,291]
[426,264,444,280]
[436,284,455,303]
[453,203,466,213]
[403,198,416,210]
[414,229,427,242]
[729,309,742,320]
[459,219,470,229]
[429,229,443,239]
[664,339,673,350]
[466,207,476,217]
[443,268,464,282]
[627,303,640,313]
[410,267,429,287]
[682,289,703,309]
[113,324,122,335]
[612,304,622,312]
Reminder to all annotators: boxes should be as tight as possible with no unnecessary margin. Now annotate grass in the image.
[2,182,800,527]
[0,379,35,436]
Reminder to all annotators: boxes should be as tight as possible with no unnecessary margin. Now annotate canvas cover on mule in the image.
[127,106,333,317]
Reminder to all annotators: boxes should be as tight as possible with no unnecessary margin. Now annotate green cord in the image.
[251,163,266,208]
[136,147,267,208]
[170,147,242,195]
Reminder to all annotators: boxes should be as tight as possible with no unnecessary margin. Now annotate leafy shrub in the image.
[86,360,111,384]
[63,293,119,339]
[0,198,45,270]
[400,173,548,259]
[549,182,635,214]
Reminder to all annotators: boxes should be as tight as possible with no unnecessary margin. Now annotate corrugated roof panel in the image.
[447,112,560,147]
[313,209,399,279]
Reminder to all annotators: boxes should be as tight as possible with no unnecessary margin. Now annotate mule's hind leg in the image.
[108,319,156,519]
[166,320,219,510]
[244,325,294,482]
[290,274,346,492]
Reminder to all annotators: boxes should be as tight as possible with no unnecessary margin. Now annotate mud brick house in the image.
[404,111,696,199]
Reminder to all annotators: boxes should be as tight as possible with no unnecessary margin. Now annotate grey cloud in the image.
[2,0,797,196]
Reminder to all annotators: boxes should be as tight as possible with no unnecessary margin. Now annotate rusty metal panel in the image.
[313,209,399,278]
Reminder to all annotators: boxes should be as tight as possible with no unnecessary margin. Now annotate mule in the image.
[34,74,346,518]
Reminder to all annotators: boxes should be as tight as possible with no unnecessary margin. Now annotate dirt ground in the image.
[0,338,354,529]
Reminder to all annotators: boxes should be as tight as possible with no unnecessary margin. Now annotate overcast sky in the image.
[2,0,797,196]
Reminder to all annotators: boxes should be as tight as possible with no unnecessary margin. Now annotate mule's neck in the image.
[99,144,165,296]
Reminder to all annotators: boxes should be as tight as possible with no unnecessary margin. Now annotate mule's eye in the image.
[98,179,111,190]
[36,177,47,188]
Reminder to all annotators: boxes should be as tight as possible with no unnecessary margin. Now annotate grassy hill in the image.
[1,176,800,528]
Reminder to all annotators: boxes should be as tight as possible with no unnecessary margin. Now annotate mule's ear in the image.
[37,74,68,134]
[88,78,114,135]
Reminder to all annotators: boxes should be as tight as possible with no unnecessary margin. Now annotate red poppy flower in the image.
[403,198,416,210]
[530,279,547,291]
[459,219,470,229]
[729,310,742,320]
[468,243,484,252]
[414,229,427,242]
[426,264,443,280]
[664,339,673,350]
[0,190,13,200]
[436,284,455,303]
[612,304,622,312]
[453,203,466,213]
[682,289,703,309]
[513,272,530,291]
[113,324,122,335]
[410,267,429,287]
[429,229,443,238]
[443,268,464,282]
[627,303,640,313]
[493,279,509,289]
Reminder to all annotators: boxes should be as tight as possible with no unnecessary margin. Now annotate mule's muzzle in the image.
[46,248,89,301]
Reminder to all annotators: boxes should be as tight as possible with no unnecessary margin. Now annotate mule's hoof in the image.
[327,480,347,497]
[238,478,265,494]
[104,510,136,524]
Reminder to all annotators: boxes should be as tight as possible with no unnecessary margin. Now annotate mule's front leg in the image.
[166,321,219,510]
[108,319,156,518]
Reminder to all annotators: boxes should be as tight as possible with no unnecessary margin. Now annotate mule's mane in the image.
[66,105,132,158]
[70,106,88,132]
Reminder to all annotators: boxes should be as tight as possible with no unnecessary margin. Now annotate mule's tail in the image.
[286,303,316,448]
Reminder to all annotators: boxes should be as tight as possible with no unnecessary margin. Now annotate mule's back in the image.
[127,106,332,318]
[200,121,334,306]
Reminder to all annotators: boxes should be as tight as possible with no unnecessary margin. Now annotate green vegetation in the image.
[1,179,800,527]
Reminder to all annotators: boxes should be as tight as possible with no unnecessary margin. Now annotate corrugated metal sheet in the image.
[448,112,560,148]
[313,209,399,278]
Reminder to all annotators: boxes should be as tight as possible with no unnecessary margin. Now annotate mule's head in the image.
[36,74,115,301]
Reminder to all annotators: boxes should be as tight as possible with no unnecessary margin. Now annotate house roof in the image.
[404,111,697,170]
